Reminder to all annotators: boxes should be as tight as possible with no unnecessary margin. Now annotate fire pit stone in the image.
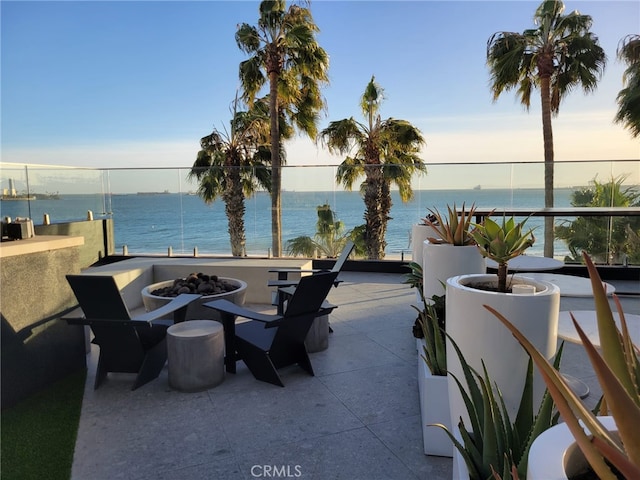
[142,273,247,321]
[150,273,239,297]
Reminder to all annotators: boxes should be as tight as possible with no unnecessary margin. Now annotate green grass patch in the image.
[1,368,86,480]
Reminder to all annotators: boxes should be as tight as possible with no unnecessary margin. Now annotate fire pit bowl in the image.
[141,274,247,321]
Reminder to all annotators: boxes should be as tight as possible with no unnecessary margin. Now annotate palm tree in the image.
[236,0,329,257]
[286,204,350,258]
[487,0,606,258]
[319,76,427,260]
[188,99,271,256]
[615,34,640,138]
[555,176,640,264]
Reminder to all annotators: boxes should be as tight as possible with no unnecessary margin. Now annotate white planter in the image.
[417,339,453,457]
[411,224,440,268]
[446,274,560,429]
[452,432,469,480]
[422,243,485,300]
[527,416,617,479]
[142,277,247,321]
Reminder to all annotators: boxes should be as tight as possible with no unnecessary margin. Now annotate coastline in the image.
[0,188,576,258]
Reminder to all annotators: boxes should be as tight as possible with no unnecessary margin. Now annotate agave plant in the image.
[421,203,479,246]
[418,301,447,376]
[487,252,640,479]
[404,261,447,375]
[470,216,535,292]
[435,333,561,479]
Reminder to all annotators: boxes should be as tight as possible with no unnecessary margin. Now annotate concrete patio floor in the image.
[71,271,640,480]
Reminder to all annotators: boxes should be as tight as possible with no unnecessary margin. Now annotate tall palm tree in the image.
[487,0,605,258]
[319,76,426,260]
[615,34,640,138]
[236,0,329,257]
[188,99,271,256]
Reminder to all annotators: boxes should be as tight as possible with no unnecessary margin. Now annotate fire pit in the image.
[141,273,247,321]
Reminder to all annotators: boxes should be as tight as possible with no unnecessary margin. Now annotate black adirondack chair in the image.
[204,270,339,387]
[66,274,199,390]
[268,240,355,289]
[268,240,354,315]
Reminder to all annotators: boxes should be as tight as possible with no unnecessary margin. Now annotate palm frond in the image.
[319,118,363,154]
[488,1,605,112]
[615,34,640,137]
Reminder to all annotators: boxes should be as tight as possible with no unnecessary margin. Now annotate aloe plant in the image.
[487,251,640,479]
[418,300,447,376]
[470,216,535,292]
[404,261,447,376]
[434,333,561,479]
[421,203,479,246]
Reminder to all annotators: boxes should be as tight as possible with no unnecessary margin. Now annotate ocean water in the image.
[1,188,574,257]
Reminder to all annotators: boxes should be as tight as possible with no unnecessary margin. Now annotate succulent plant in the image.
[404,261,447,375]
[435,333,561,479]
[421,203,479,246]
[470,216,535,292]
[487,252,640,479]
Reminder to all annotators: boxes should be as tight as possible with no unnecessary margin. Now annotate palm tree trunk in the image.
[224,173,247,257]
[379,179,391,258]
[269,71,282,257]
[540,74,555,258]
[364,169,385,260]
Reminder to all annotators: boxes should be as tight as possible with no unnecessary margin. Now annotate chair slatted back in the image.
[270,271,338,364]
[282,271,339,318]
[331,240,355,273]
[66,274,132,321]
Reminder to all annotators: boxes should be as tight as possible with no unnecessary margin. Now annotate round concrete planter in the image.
[411,224,441,267]
[527,416,617,479]
[412,224,441,303]
[422,243,485,300]
[142,277,247,321]
[446,274,560,426]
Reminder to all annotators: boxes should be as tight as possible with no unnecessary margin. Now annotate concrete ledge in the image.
[81,257,314,308]
[0,235,84,258]
[35,219,114,266]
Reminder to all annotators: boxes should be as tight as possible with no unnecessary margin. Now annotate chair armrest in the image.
[268,268,322,273]
[273,279,343,292]
[62,307,88,325]
[65,316,150,327]
[319,301,337,315]
[63,307,131,327]
[204,299,283,326]
[272,279,343,289]
[267,279,300,288]
[132,294,200,322]
[268,268,324,281]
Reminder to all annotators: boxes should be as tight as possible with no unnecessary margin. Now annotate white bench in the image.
[78,257,314,312]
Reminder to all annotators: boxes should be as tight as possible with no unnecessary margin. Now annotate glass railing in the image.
[1,159,638,264]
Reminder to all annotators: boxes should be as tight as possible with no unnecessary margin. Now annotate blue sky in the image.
[1,0,639,190]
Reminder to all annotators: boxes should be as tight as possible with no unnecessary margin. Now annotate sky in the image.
[1,0,639,193]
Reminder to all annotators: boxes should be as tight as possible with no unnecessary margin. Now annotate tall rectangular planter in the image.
[417,339,453,457]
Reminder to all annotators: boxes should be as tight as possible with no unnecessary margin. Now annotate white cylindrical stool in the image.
[166,320,225,392]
